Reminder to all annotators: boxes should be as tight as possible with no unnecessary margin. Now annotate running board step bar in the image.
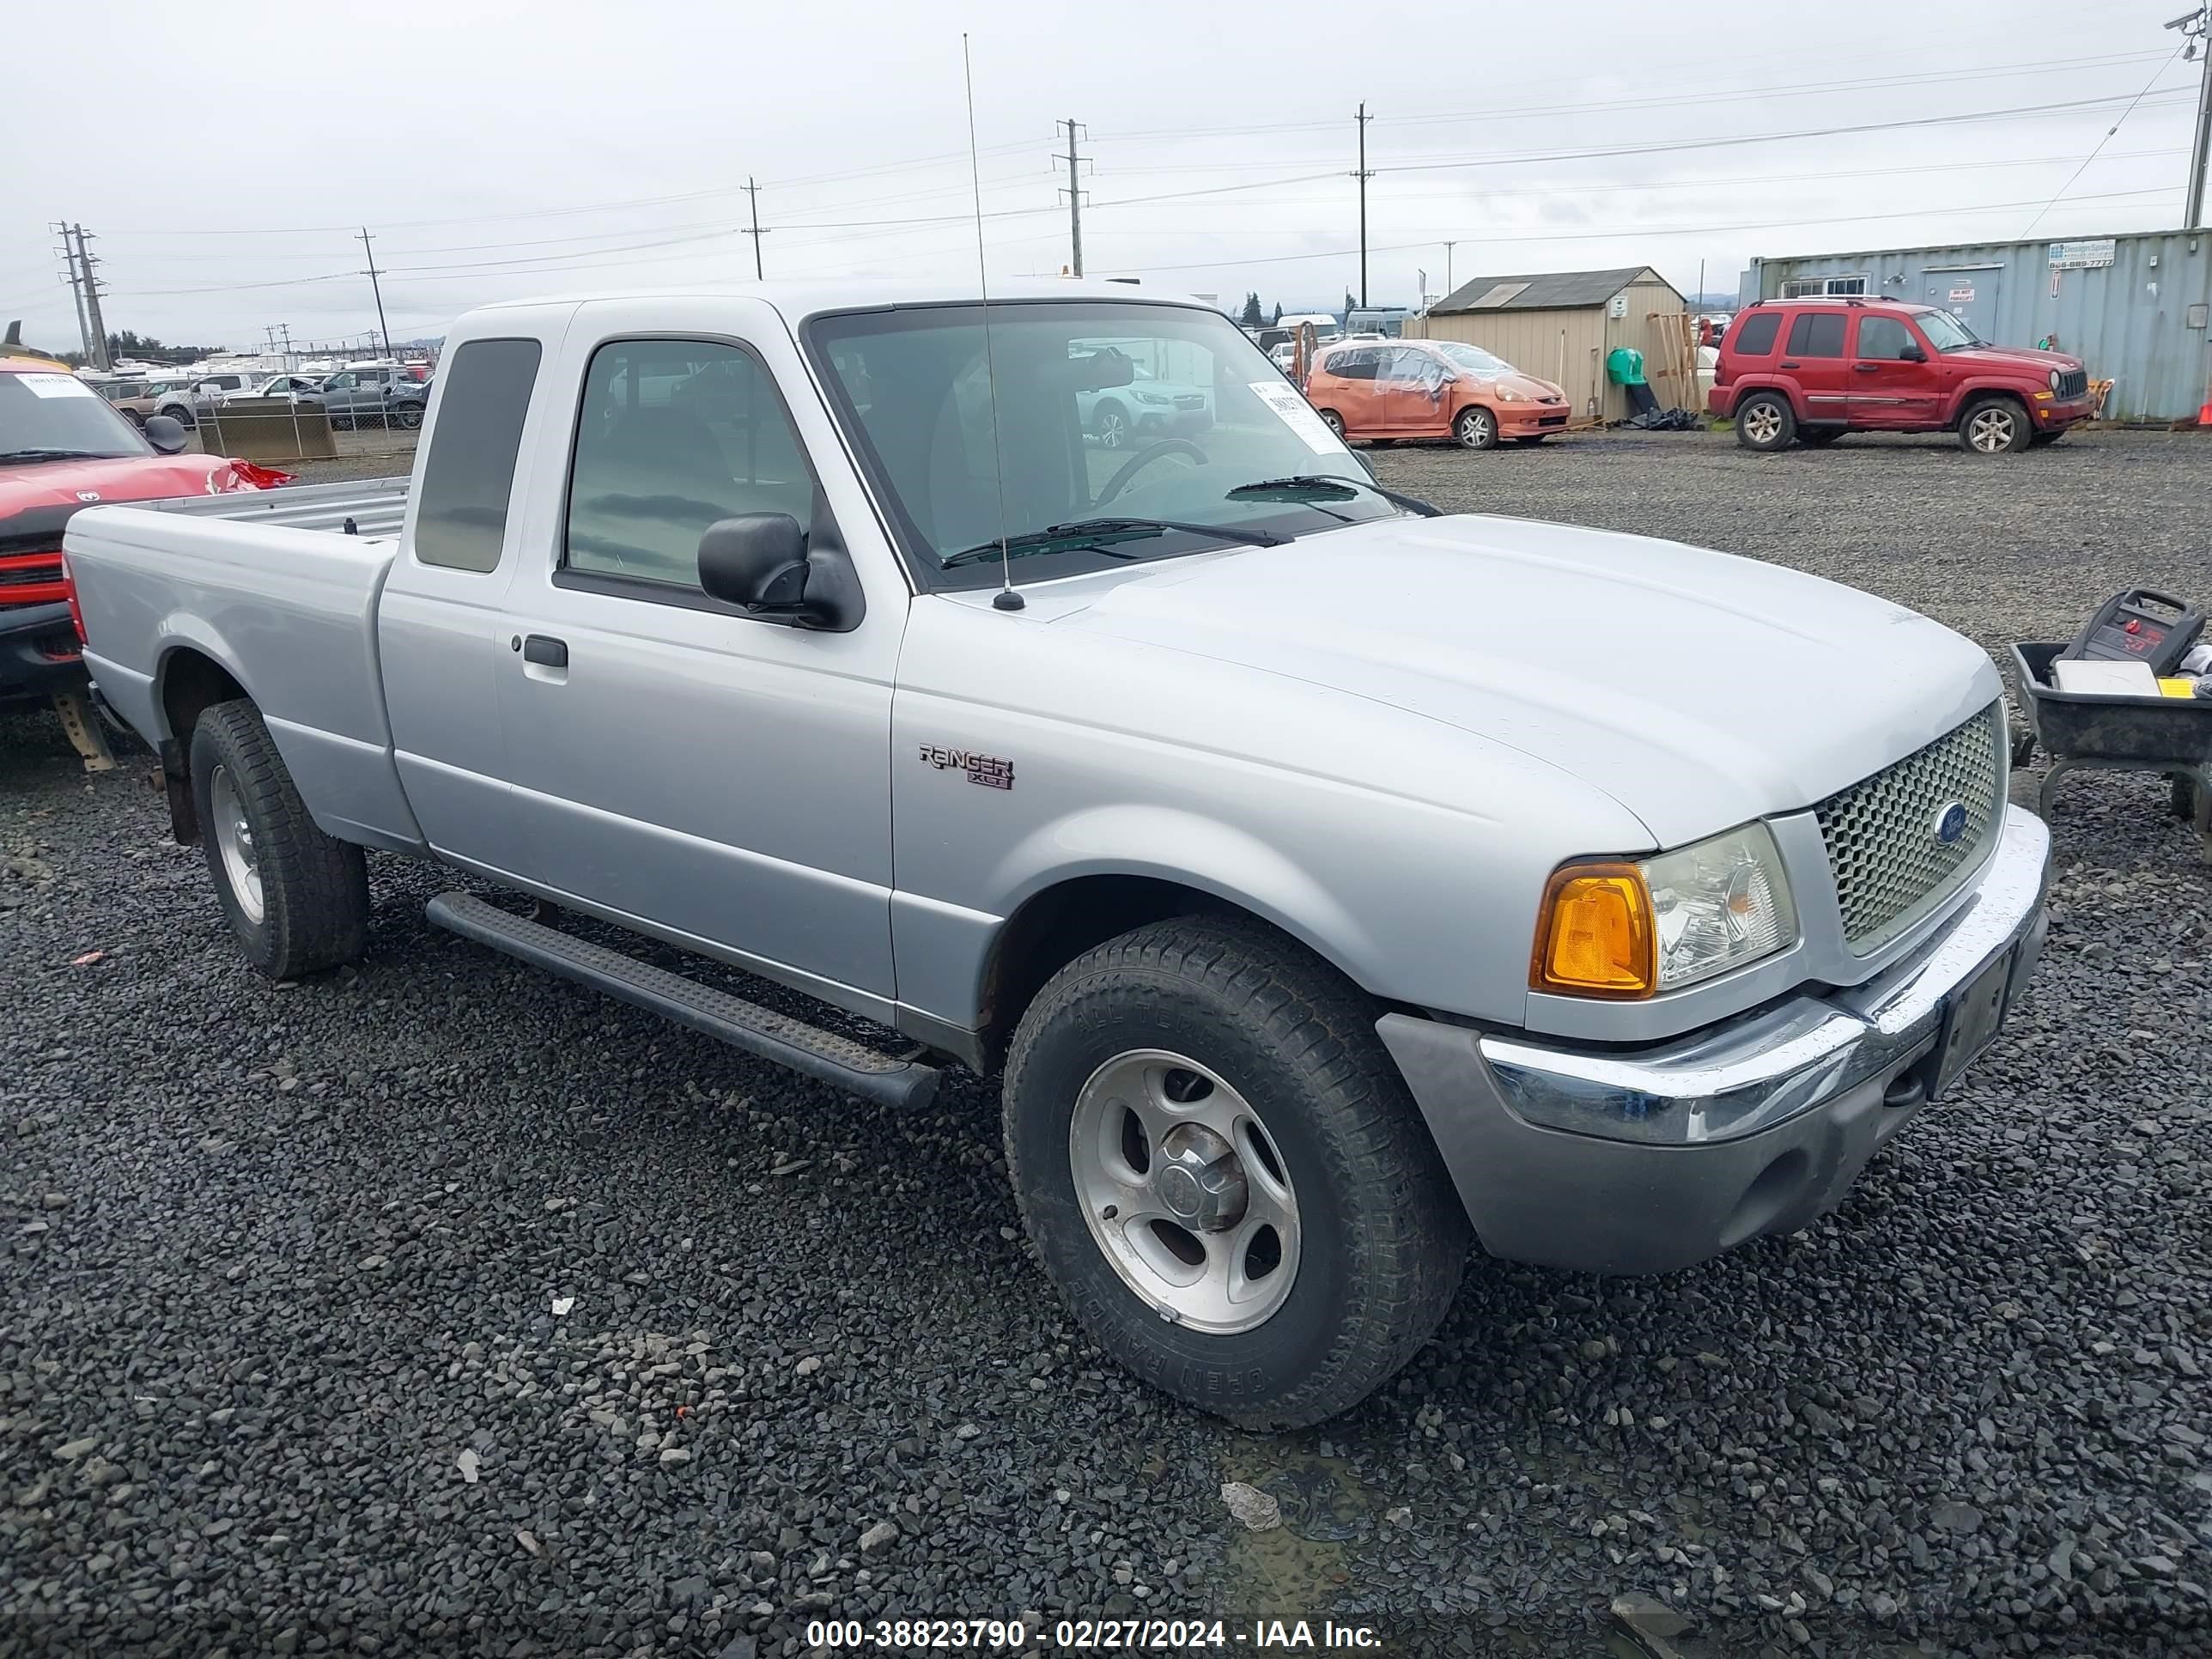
[425,891,940,1111]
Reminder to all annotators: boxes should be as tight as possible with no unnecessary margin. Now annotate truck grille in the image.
[0,551,68,611]
[1814,704,2005,953]
[2055,368,2087,399]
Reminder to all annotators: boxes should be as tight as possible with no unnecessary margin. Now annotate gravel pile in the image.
[3,428,2208,1656]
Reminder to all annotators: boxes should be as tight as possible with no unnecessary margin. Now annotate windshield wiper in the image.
[0,448,119,465]
[941,515,1285,568]
[1225,474,1442,518]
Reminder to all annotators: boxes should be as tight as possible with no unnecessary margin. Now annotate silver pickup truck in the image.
[64,280,2049,1429]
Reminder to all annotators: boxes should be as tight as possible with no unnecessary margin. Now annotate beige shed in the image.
[1404,266,1691,425]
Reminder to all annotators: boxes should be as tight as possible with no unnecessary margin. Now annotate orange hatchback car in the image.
[1304,339,1570,448]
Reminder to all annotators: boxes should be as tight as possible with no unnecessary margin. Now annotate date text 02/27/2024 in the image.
[804,1618,1387,1650]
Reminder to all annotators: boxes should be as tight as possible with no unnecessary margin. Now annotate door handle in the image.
[522,634,568,668]
[1853,363,1881,373]
[1778,360,1802,368]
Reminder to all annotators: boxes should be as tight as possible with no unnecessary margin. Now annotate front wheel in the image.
[1092,402,1130,450]
[1454,405,1498,449]
[1960,396,2029,453]
[1316,408,1346,439]
[1003,916,1467,1429]
[190,700,370,979]
[392,404,424,430]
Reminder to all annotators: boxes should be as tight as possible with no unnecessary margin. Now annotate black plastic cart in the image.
[2008,641,2212,860]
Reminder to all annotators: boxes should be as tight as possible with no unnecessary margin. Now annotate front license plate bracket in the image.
[1923,948,2014,1101]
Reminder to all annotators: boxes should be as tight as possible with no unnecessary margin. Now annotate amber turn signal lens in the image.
[1531,864,1656,998]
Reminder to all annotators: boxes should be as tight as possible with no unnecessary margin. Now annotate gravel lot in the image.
[4,428,2209,1658]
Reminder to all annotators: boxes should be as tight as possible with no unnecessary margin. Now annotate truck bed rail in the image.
[142,475,410,538]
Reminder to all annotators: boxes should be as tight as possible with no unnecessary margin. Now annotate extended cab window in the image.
[1732,313,1781,356]
[1855,316,1917,361]
[412,337,543,573]
[1785,312,1845,357]
[564,340,817,591]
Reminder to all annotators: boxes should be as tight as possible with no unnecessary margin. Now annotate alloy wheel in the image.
[1068,1048,1300,1334]
[207,763,264,924]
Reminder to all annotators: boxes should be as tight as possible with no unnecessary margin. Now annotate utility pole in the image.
[1352,104,1375,307]
[75,226,112,371]
[1443,240,1456,301]
[53,224,93,362]
[2172,6,2212,228]
[357,228,392,357]
[1057,118,1087,277]
[742,178,768,280]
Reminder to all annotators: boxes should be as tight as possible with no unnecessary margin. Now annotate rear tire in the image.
[1734,392,1796,451]
[189,700,369,979]
[1316,408,1346,439]
[1003,915,1467,1430]
[1960,395,2030,453]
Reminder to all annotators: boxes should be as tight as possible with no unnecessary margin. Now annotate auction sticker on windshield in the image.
[18,373,99,400]
[1248,381,1346,455]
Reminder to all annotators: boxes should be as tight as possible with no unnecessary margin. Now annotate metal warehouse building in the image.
[1405,266,1690,424]
[1740,228,2212,423]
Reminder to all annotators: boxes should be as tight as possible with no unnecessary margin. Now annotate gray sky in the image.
[3,0,2203,355]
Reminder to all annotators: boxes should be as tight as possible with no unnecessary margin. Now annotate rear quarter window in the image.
[1732,313,1782,356]
[412,337,543,573]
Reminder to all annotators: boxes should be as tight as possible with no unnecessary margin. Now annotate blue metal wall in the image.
[1739,229,2212,422]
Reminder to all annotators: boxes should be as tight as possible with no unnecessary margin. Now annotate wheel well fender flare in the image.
[969,808,1380,1059]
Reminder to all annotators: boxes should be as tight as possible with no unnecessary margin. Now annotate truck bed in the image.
[67,477,425,853]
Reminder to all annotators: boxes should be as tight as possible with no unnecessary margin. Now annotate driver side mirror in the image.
[143,413,188,454]
[699,514,812,617]
[1899,343,1926,362]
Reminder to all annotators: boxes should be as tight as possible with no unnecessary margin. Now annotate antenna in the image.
[963,34,1023,613]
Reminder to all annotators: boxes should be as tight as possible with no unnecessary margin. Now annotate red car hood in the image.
[1943,344,2083,374]
[0,453,268,521]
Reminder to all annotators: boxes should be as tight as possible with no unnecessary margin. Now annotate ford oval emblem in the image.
[1934,801,1969,846]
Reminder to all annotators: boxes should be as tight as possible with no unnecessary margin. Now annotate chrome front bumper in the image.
[1376,804,2050,1274]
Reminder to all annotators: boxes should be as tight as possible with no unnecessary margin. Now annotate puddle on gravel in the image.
[1219,1443,1377,1608]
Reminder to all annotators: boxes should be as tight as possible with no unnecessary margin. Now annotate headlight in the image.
[1532,823,1797,999]
[2048,369,2062,392]
[1135,390,1172,405]
[1495,387,1525,402]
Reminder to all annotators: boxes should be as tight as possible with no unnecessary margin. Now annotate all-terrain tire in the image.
[189,700,370,979]
[1002,915,1467,1429]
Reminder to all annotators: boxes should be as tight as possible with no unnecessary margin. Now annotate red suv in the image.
[1709,297,2092,454]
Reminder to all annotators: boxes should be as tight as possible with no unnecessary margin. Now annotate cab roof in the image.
[465,276,1218,325]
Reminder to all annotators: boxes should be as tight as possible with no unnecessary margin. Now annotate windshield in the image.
[806,301,1395,589]
[0,371,152,461]
[1916,309,1981,350]
[1436,342,1514,376]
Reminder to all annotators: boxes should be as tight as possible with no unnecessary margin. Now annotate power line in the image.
[1370,90,2198,175]
[2020,42,2188,237]
[1091,47,2178,146]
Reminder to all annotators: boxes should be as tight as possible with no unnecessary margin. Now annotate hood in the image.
[1046,514,1996,847]
[0,453,256,529]
[1489,370,1564,400]
[1942,343,2082,373]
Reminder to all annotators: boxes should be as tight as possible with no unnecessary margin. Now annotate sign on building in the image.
[2047,239,2116,270]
